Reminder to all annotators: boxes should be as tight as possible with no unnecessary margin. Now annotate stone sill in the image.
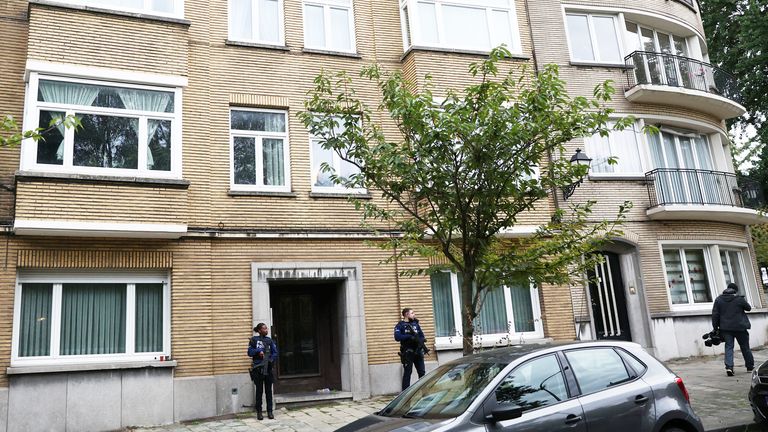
[302,48,362,59]
[569,61,633,70]
[309,192,371,199]
[225,40,290,51]
[29,0,191,25]
[228,190,297,198]
[16,171,190,189]
[8,360,177,375]
[651,308,768,319]
[434,337,552,351]
[401,45,529,62]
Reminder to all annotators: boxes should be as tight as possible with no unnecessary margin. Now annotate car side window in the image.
[565,348,632,394]
[494,354,568,411]
[616,348,647,377]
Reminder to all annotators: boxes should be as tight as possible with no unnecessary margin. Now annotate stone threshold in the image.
[274,391,354,408]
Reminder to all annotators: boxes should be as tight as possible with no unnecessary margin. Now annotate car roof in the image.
[446,340,643,365]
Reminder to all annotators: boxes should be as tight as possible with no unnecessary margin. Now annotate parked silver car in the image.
[336,341,703,432]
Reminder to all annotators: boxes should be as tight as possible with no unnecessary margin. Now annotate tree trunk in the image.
[460,270,476,356]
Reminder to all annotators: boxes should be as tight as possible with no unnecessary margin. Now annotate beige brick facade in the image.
[0,0,764,427]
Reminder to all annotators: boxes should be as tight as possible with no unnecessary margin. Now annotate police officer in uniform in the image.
[248,323,278,420]
[394,308,428,391]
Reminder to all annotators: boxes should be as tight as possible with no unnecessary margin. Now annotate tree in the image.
[700,0,768,169]
[300,47,632,355]
[1,114,79,148]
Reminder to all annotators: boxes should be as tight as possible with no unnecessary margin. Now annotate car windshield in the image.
[378,362,505,419]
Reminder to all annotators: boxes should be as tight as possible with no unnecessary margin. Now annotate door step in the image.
[275,391,354,408]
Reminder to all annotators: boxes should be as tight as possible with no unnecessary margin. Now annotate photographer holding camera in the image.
[712,282,754,376]
[394,308,429,391]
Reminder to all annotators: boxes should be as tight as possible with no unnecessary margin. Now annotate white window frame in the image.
[309,136,366,194]
[228,0,286,46]
[40,0,184,19]
[11,271,171,367]
[433,272,543,349]
[229,108,291,193]
[302,0,357,53]
[563,10,624,64]
[585,120,648,178]
[22,73,183,179]
[398,0,522,54]
[659,241,758,311]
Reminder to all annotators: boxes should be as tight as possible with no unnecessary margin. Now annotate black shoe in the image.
[257,412,264,420]
[748,367,755,372]
[726,368,734,376]
[268,412,274,419]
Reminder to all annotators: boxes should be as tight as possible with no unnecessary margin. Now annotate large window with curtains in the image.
[430,272,542,347]
[12,272,170,366]
[230,108,291,192]
[24,74,182,178]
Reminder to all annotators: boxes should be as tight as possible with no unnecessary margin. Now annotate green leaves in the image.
[301,47,632,354]
[1,114,81,148]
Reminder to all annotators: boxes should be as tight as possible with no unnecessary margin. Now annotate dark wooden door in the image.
[270,282,341,393]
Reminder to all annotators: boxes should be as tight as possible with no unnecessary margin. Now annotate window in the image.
[495,355,568,410]
[309,120,365,194]
[584,122,644,175]
[229,0,284,45]
[25,74,182,178]
[565,12,622,63]
[230,109,290,191]
[662,244,753,308]
[564,348,631,394]
[303,0,355,53]
[12,272,170,366]
[44,0,182,17]
[430,272,541,345]
[624,22,700,89]
[399,0,522,53]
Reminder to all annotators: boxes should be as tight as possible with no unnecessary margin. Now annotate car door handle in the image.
[564,414,583,424]
[635,395,649,404]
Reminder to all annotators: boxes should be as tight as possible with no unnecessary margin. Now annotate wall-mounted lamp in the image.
[562,148,592,200]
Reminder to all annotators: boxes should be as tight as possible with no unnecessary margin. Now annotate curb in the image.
[707,422,768,432]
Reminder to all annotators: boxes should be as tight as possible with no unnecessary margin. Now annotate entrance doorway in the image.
[269,281,341,393]
[588,252,632,341]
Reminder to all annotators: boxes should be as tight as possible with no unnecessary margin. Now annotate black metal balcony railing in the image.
[646,168,765,209]
[625,51,743,106]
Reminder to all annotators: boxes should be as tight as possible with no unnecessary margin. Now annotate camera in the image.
[702,330,722,347]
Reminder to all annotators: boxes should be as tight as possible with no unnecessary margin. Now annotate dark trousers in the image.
[402,353,425,391]
[252,366,274,413]
[722,330,754,370]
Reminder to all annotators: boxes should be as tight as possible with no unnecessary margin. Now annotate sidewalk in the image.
[135,349,767,432]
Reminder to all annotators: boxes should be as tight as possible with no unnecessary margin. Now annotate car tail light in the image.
[675,377,690,403]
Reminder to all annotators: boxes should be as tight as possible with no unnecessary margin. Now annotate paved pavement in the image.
[135,348,768,432]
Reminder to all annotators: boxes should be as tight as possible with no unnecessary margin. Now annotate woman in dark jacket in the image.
[712,283,754,376]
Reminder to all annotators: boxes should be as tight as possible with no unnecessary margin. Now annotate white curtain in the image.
[116,89,172,169]
[39,81,100,160]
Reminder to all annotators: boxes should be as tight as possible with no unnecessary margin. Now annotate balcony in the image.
[645,168,767,225]
[624,51,746,119]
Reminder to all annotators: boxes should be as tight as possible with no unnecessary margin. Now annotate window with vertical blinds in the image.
[13,273,168,365]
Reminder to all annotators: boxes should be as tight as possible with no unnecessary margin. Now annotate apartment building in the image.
[0,0,763,430]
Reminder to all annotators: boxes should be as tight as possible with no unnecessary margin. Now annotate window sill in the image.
[302,48,362,59]
[7,360,177,375]
[569,61,633,69]
[652,308,768,319]
[401,45,529,62]
[588,174,647,181]
[29,0,191,25]
[16,171,190,189]
[309,191,371,199]
[226,40,290,51]
[228,189,297,198]
[434,337,551,351]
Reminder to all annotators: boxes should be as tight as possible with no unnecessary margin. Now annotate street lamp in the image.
[562,148,592,200]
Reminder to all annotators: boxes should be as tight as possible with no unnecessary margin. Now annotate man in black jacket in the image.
[712,282,754,376]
